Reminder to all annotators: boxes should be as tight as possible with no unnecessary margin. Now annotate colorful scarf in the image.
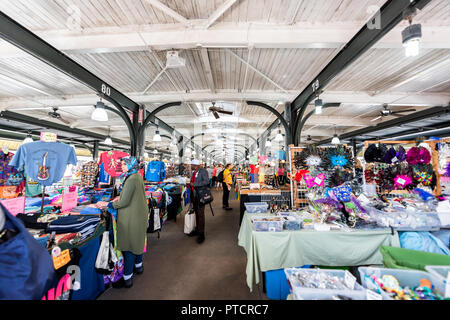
[121,156,139,178]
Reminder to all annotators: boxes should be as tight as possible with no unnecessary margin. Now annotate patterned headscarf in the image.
[121,156,139,178]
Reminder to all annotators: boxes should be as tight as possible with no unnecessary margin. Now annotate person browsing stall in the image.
[188,159,210,244]
[222,163,233,210]
[98,156,148,288]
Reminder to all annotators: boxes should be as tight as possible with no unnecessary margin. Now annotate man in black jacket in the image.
[189,159,210,244]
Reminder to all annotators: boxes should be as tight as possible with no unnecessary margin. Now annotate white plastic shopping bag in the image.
[184,209,196,234]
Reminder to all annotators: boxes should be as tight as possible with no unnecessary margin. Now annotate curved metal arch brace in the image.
[210,149,245,157]
[202,143,249,153]
[246,101,291,145]
[104,103,137,156]
[235,132,258,144]
[139,102,182,136]
[295,103,341,144]
[182,132,206,151]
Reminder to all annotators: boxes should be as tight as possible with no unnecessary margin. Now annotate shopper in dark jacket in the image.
[189,159,210,244]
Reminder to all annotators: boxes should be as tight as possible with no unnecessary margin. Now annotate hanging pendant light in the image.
[315,97,323,114]
[274,129,283,142]
[402,9,421,58]
[153,127,161,142]
[104,127,113,145]
[153,149,158,154]
[331,134,340,145]
[331,126,340,144]
[91,99,108,121]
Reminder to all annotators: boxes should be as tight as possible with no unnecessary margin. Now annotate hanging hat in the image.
[384,147,397,164]
[418,147,431,164]
[396,146,407,162]
[406,147,420,165]
[364,144,378,163]
[374,144,388,162]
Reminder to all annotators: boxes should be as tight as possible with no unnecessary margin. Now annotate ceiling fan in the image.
[305,135,321,143]
[209,102,233,119]
[40,107,71,125]
[370,104,417,122]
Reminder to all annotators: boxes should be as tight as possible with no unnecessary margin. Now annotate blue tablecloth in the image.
[72,235,105,300]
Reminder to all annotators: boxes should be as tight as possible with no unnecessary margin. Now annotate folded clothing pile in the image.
[46,215,101,241]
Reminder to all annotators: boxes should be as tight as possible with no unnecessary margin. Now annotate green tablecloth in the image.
[238,212,401,291]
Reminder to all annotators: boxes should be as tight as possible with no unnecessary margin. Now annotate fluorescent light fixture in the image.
[104,136,113,145]
[91,101,108,121]
[274,129,283,141]
[153,129,161,142]
[315,98,323,114]
[331,134,340,145]
[22,135,33,144]
[402,24,421,57]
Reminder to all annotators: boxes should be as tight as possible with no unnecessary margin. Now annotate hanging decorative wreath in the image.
[322,145,354,170]
[294,146,326,170]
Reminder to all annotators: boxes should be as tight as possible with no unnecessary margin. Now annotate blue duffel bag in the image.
[0,204,57,300]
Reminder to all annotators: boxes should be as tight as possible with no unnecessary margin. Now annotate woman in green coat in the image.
[107,156,149,288]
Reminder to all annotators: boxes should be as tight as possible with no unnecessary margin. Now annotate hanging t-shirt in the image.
[0,151,20,186]
[278,150,287,160]
[9,142,77,187]
[98,163,111,184]
[99,151,129,177]
[80,161,99,188]
[250,165,257,174]
[24,173,42,197]
[145,161,166,182]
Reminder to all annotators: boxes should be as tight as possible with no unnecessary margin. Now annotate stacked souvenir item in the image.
[358,188,441,230]
[364,142,437,193]
[363,274,445,300]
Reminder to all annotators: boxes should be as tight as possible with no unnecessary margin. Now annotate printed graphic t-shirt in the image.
[0,151,20,186]
[99,151,129,177]
[9,142,77,187]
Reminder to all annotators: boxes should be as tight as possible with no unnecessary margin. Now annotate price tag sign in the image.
[391,156,398,163]
[0,197,25,216]
[366,289,382,300]
[40,132,57,142]
[52,249,71,270]
[314,177,323,185]
[344,271,356,289]
[62,191,78,212]
[397,178,406,186]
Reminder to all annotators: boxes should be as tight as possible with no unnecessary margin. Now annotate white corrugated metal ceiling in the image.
[0,0,449,161]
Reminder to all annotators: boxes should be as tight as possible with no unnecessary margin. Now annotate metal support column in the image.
[93,141,100,161]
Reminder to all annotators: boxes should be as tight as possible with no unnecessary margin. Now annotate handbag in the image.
[184,208,195,234]
[196,186,214,205]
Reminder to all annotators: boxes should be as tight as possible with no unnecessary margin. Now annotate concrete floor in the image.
[98,189,265,300]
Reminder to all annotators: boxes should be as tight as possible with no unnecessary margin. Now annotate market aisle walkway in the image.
[98,189,265,300]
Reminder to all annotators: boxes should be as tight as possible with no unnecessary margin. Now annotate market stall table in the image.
[238,188,291,225]
[238,212,401,291]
